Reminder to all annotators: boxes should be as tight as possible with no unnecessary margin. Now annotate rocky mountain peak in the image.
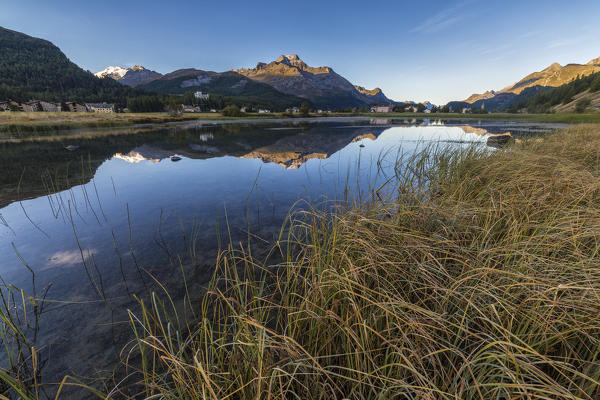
[132,65,146,71]
[587,56,600,66]
[275,54,312,70]
[235,55,395,108]
[354,86,382,96]
[543,62,562,72]
[276,54,301,63]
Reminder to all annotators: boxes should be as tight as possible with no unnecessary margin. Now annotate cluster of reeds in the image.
[114,124,600,399]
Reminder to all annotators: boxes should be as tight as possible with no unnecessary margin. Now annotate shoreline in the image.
[1,111,600,135]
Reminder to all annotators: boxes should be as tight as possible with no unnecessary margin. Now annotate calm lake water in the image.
[0,118,562,392]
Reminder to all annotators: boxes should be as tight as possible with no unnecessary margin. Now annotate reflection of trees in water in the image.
[0,122,385,207]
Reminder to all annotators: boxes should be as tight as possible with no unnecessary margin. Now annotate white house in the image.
[182,105,202,113]
[371,105,394,113]
[86,103,114,113]
[194,91,210,100]
[258,109,271,114]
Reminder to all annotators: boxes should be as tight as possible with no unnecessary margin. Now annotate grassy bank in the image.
[0,112,280,134]
[2,111,600,135]
[120,124,600,399]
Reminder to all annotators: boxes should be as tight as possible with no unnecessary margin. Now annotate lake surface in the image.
[0,118,563,393]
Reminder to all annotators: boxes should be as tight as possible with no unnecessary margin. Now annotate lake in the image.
[0,118,563,393]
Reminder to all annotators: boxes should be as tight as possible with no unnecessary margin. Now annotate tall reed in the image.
[117,124,600,399]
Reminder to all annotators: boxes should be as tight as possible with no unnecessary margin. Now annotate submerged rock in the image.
[487,133,513,148]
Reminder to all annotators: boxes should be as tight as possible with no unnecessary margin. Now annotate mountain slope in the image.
[501,61,600,95]
[234,55,394,109]
[448,86,551,112]
[0,26,144,104]
[95,65,163,87]
[513,70,600,113]
[449,57,600,111]
[138,69,306,110]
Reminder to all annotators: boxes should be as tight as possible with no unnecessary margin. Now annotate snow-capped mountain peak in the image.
[94,65,162,87]
[94,66,129,79]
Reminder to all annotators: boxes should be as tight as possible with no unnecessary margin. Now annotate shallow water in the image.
[0,118,561,393]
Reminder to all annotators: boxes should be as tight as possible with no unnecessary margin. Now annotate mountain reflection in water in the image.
[0,119,562,395]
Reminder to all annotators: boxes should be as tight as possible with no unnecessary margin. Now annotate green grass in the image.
[112,123,600,399]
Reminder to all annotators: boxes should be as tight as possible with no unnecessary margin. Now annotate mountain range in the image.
[3,24,598,113]
[0,25,394,110]
[448,57,600,111]
[232,54,394,108]
[97,54,395,109]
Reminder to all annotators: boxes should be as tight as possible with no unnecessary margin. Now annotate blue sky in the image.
[2,0,600,104]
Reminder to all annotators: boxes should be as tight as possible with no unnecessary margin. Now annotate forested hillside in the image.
[511,72,600,113]
[139,70,307,111]
[0,26,146,105]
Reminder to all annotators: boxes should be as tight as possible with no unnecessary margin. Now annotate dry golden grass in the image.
[3,124,600,399]
[0,111,209,123]
[115,124,600,399]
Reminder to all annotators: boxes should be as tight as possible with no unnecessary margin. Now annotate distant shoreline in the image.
[1,111,599,135]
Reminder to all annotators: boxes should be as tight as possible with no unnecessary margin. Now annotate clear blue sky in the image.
[2,0,600,104]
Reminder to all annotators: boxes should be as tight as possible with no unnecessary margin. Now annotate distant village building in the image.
[9,101,22,111]
[65,102,88,113]
[286,107,300,114]
[22,101,41,112]
[240,107,248,113]
[39,101,61,112]
[0,101,10,112]
[258,109,271,114]
[182,105,201,113]
[194,91,210,100]
[371,105,394,113]
[86,103,114,113]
